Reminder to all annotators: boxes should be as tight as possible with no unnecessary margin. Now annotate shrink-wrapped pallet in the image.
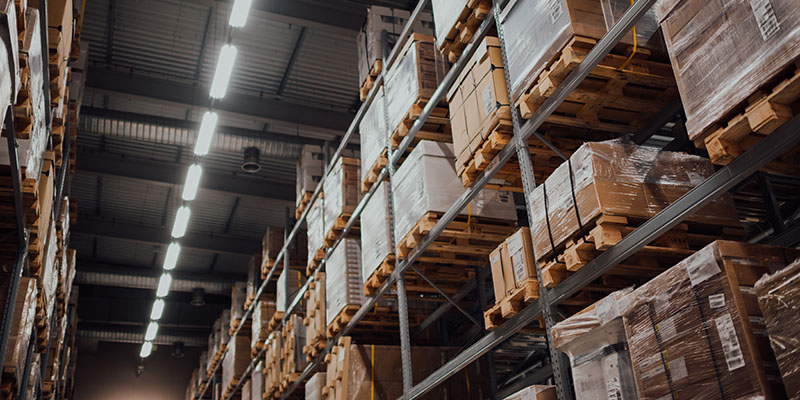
[0,277,36,392]
[251,362,264,400]
[261,226,308,272]
[489,227,537,302]
[502,385,556,400]
[230,281,247,322]
[500,0,660,103]
[219,310,231,351]
[360,180,393,285]
[359,87,388,185]
[322,157,360,232]
[276,267,304,313]
[0,0,19,99]
[392,140,516,244]
[221,335,251,393]
[755,258,800,398]
[655,0,800,140]
[305,372,326,400]
[621,241,800,399]
[251,299,276,352]
[296,145,324,206]
[306,197,325,267]
[527,140,740,261]
[282,314,307,378]
[325,238,363,326]
[551,289,637,399]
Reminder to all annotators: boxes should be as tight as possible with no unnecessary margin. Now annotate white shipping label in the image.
[657,316,678,342]
[715,313,746,371]
[686,257,721,287]
[506,233,527,283]
[547,0,564,24]
[667,356,689,382]
[709,293,726,309]
[482,84,495,115]
[490,252,500,265]
[749,0,780,40]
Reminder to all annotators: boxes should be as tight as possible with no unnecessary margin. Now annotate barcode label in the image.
[657,316,678,342]
[546,0,564,24]
[668,356,689,382]
[686,257,721,286]
[482,85,494,115]
[709,293,726,308]
[715,313,746,371]
[750,0,780,40]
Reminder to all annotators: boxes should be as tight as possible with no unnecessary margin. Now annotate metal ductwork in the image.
[79,107,306,161]
[75,270,231,295]
[77,329,207,347]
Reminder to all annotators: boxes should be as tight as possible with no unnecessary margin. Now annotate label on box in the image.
[709,293,726,308]
[667,356,688,382]
[546,0,563,24]
[507,233,527,283]
[657,316,678,342]
[482,84,495,115]
[749,0,780,40]
[715,313,746,371]
[686,257,721,287]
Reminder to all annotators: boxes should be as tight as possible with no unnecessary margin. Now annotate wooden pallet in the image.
[305,248,326,276]
[359,59,382,101]
[361,147,388,193]
[325,304,422,337]
[517,36,676,134]
[267,311,285,331]
[389,99,451,149]
[323,214,359,247]
[302,337,326,362]
[695,60,800,175]
[437,0,492,63]
[363,255,395,295]
[295,192,313,220]
[396,212,517,260]
[537,214,743,307]
[483,279,544,330]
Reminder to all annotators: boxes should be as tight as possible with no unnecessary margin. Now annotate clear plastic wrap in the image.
[500,0,660,102]
[621,240,800,399]
[551,288,637,400]
[221,335,251,391]
[282,314,307,375]
[655,0,800,139]
[296,145,324,204]
[357,6,434,85]
[391,140,516,243]
[42,221,58,318]
[755,257,800,398]
[262,226,307,269]
[246,255,259,304]
[251,299,276,351]
[251,362,264,400]
[360,180,393,284]
[219,310,231,350]
[0,6,10,123]
[323,157,360,231]
[325,238,363,326]
[305,372,326,400]
[431,0,469,49]
[276,267,304,313]
[306,197,325,262]
[502,385,556,400]
[0,0,19,99]
[359,87,388,182]
[527,140,740,261]
[1,277,36,391]
[230,281,247,321]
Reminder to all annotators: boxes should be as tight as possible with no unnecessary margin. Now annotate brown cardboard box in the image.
[622,241,800,399]
[755,258,800,398]
[489,245,507,302]
[221,335,251,391]
[489,228,538,303]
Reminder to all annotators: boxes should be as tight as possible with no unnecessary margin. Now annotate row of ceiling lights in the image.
[139,0,253,359]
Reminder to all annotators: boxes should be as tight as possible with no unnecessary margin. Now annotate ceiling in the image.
[73,0,415,347]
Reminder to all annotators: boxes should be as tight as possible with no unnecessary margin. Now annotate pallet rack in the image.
[0,1,76,399]
[194,0,800,399]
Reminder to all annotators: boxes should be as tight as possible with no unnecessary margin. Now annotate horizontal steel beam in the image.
[77,326,208,347]
[86,67,355,131]
[77,151,296,202]
[72,217,261,255]
[75,262,238,294]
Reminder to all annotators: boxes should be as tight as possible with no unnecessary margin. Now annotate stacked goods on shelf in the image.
[385,34,450,149]
[755,258,800,396]
[358,87,388,192]
[529,140,742,309]
[279,314,307,392]
[31,0,72,127]
[221,335,251,398]
[296,145,324,219]
[655,0,800,172]
[24,354,39,400]
[621,241,799,398]
[251,299,276,357]
[357,6,433,100]
[550,288,637,399]
[197,351,209,392]
[241,381,250,400]
[360,180,394,294]
[303,271,325,360]
[305,372,325,400]
[431,0,492,62]
[305,197,325,273]
[36,215,59,350]
[276,266,304,316]
[484,227,542,328]
[263,332,282,398]
[322,157,360,246]
[0,277,36,399]
[502,385,556,400]
[66,42,87,173]
[229,281,248,333]
[447,36,518,190]
[186,371,197,400]
[260,226,307,279]
[323,336,488,399]
[245,254,260,310]
[378,140,516,295]
[325,238,368,336]
[501,0,676,136]
[250,362,263,400]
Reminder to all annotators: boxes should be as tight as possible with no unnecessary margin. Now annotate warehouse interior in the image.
[1,0,799,399]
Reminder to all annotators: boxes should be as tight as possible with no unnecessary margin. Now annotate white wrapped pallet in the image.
[296,145,324,206]
[322,157,360,235]
[276,267,303,313]
[325,238,362,326]
[305,197,325,269]
[359,87,388,185]
[360,180,393,285]
[230,281,247,322]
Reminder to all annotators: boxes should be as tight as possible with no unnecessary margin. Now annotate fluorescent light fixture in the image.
[144,322,159,341]
[139,341,153,358]
[182,164,203,201]
[229,0,252,27]
[150,299,165,320]
[171,207,191,238]
[156,273,172,297]
[209,44,237,99]
[163,243,181,271]
[194,111,218,156]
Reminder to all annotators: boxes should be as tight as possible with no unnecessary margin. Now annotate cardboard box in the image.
[622,241,800,399]
[261,226,307,271]
[655,0,800,139]
[251,299,276,351]
[359,86,388,182]
[306,197,325,265]
[325,238,363,326]
[322,157,361,231]
[360,180,393,284]
[221,335,251,391]
[755,258,800,398]
[500,0,661,103]
[305,372,326,400]
[489,228,537,303]
[489,245,508,301]
[296,145,324,205]
[230,281,247,322]
[251,362,264,400]
[0,277,37,392]
[276,267,304,313]
[502,385,556,400]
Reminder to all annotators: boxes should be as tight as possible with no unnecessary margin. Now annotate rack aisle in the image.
[191,0,800,399]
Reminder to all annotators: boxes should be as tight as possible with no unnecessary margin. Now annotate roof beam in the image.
[76,150,296,202]
[72,217,261,256]
[85,66,355,131]
[75,261,239,295]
